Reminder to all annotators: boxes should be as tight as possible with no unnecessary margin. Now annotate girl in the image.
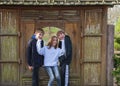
[37,36,64,86]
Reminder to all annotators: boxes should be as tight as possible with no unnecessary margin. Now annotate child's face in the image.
[57,33,64,40]
[36,32,43,39]
[52,37,58,47]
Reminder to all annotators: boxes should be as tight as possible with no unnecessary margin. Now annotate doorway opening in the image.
[42,27,61,45]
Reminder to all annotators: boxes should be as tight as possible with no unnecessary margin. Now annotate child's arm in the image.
[37,46,45,55]
[27,39,32,66]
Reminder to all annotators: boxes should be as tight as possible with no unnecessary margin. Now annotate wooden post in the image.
[107,25,114,86]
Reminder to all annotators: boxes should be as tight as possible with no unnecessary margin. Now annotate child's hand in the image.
[28,66,33,71]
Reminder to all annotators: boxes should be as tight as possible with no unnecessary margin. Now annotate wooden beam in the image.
[107,24,114,86]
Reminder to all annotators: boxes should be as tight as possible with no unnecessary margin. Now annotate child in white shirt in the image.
[37,36,64,86]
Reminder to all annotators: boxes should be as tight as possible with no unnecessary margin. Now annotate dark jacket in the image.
[58,35,72,65]
[27,36,44,67]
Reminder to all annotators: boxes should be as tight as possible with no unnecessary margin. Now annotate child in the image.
[57,30,72,86]
[27,28,44,86]
[37,36,64,86]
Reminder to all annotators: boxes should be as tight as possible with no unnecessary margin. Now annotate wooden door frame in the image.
[35,19,65,30]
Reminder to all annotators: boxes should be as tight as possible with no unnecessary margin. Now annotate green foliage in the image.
[115,17,120,36]
[112,55,120,84]
[114,42,120,51]
[42,27,60,45]
[112,67,120,84]
[113,55,120,68]
[113,17,120,84]
[114,17,120,50]
[115,37,120,44]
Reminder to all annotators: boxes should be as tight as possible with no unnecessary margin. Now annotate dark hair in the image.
[57,30,65,36]
[47,36,58,49]
[35,28,45,35]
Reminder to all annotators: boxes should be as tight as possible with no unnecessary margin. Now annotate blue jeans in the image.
[45,66,61,86]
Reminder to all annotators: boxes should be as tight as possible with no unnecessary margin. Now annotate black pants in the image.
[32,67,39,86]
[60,64,70,86]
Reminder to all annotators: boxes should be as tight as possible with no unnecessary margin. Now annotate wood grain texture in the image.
[0,10,19,86]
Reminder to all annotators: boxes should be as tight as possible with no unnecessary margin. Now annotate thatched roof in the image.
[0,0,119,5]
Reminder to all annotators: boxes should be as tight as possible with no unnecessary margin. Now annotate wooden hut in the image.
[0,0,119,86]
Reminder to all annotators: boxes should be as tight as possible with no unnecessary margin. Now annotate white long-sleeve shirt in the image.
[36,39,42,52]
[37,46,64,66]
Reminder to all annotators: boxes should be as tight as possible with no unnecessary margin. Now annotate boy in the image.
[27,28,44,86]
[57,30,72,86]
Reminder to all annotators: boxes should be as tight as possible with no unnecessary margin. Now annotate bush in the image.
[114,42,120,51]
[113,55,120,84]
[113,16,120,85]
[115,37,120,44]
[113,55,120,67]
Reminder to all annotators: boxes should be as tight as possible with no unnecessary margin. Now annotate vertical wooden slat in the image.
[107,25,114,86]
[101,7,107,86]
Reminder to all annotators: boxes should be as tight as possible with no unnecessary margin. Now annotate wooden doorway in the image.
[20,9,107,86]
[20,19,82,86]
[0,7,108,86]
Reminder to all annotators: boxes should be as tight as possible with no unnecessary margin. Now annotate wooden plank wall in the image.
[0,10,19,86]
[0,6,113,86]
